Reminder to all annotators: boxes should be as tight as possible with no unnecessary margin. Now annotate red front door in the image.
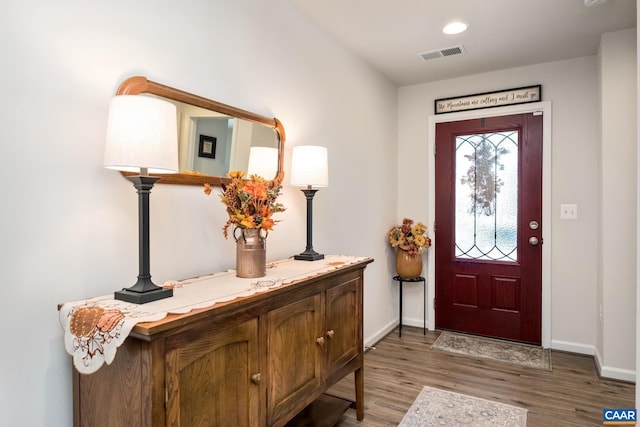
[435,113,543,344]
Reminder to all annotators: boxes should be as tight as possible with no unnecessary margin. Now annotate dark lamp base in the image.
[294,250,325,261]
[116,174,173,305]
[114,286,173,304]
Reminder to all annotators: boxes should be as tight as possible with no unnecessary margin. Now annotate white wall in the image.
[398,53,636,379]
[599,28,637,378]
[0,1,398,425]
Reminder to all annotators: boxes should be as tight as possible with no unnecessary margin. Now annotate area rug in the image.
[399,386,527,427]
[432,331,552,371]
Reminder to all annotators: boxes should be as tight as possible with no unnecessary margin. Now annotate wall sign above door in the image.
[435,85,541,114]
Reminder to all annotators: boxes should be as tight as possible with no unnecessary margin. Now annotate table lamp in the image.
[290,145,328,261]
[103,95,179,304]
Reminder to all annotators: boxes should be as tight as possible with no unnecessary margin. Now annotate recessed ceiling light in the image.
[443,22,468,35]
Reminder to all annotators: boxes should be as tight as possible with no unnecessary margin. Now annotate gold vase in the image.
[395,249,423,279]
[234,228,266,278]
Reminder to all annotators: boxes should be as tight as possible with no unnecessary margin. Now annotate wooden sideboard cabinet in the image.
[72,258,372,427]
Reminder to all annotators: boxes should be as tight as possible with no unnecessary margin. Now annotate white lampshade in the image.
[290,145,329,188]
[103,95,179,174]
[247,146,279,179]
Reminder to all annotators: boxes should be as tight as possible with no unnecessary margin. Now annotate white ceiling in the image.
[287,0,637,86]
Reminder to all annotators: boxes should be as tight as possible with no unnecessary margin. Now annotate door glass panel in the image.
[455,130,518,261]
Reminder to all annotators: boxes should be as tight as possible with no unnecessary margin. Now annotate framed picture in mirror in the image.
[198,134,217,159]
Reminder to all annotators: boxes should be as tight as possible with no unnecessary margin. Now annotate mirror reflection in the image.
[162,98,279,178]
[115,76,285,186]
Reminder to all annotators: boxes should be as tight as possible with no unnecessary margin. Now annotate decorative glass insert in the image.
[455,131,518,261]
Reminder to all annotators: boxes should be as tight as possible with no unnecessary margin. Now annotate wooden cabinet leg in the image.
[355,366,364,420]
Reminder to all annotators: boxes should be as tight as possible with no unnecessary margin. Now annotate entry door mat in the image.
[432,331,552,371]
[399,386,527,427]
[398,386,527,427]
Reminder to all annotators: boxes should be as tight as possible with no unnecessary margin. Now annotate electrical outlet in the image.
[560,204,577,220]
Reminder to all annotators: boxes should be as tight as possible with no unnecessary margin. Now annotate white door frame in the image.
[427,101,552,348]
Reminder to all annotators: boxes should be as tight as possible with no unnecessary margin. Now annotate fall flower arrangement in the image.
[388,218,431,256]
[205,171,285,239]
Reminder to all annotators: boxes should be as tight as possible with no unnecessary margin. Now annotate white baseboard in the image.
[552,339,636,383]
[364,320,397,349]
[550,339,595,355]
[593,345,636,383]
[365,317,434,349]
[401,316,431,330]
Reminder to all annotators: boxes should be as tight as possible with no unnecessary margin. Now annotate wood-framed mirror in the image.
[116,76,285,186]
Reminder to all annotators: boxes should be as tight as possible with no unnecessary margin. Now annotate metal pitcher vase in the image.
[234,227,267,278]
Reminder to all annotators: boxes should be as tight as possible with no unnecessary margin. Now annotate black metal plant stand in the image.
[393,275,426,337]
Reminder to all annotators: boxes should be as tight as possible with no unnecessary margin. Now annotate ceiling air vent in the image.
[420,45,465,61]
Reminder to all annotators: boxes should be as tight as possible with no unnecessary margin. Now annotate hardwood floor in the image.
[329,327,635,426]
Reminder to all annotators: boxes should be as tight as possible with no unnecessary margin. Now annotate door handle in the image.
[528,237,539,245]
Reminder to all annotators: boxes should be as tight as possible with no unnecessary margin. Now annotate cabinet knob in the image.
[316,337,325,346]
[251,373,261,385]
[326,330,335,338]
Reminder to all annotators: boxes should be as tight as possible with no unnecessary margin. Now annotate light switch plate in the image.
[560,204,578,220]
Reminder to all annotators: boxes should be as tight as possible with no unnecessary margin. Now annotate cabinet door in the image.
[165,318,260,427]
[267,293,324,425]
[326,277,361,376]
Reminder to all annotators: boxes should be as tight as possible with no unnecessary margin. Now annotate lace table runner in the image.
[59,255,367,374]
